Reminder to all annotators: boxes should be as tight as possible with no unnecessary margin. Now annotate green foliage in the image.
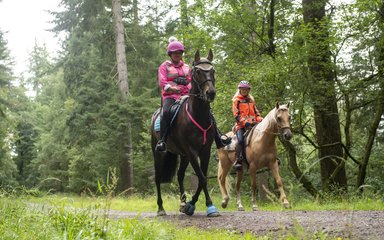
[0,191,258,239]
[1,0,383,198]
[0,30,17,186]
[2,188,381,239]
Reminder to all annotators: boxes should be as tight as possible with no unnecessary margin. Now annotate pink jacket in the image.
[158,60,192,100]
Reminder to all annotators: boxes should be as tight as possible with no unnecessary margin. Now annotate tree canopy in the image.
[0,0,383,199]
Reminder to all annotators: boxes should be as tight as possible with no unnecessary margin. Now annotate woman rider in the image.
[232,80,263,170]
[155,37,231,152]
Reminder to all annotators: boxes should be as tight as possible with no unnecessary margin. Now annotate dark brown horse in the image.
[151,49,219,217]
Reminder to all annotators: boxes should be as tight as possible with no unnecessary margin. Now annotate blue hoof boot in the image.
[207,205,219,217]
[184,201,196,216]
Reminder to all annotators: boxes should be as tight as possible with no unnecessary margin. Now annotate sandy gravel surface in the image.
[107,209,384,239]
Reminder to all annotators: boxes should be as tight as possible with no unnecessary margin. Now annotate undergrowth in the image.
[1,170,382,239]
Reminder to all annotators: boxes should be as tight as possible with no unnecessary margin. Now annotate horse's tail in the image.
[158,152,178,183]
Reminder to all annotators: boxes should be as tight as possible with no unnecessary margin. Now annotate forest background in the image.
[0,0,383,201]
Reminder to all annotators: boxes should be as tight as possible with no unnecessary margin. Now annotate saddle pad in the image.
[154,115,161,132]
[153,96,189,133]
[223,135,238,151]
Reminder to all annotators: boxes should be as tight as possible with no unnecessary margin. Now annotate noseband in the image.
[189,59,214,100]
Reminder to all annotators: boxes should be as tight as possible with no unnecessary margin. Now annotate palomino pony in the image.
[217,103,292,211]
[151,49,219,217]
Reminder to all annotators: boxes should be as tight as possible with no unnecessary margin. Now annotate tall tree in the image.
[112,0,129,98]
[302,0,347,192]
[112,0,133,191]
[356,0,384,190]
[0,30,17,186]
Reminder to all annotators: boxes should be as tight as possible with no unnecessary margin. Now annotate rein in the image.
[253,126,291,135]
[185,102,212,145]
[252,113,291,136]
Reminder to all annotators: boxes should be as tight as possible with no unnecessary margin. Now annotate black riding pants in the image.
[236,128,246,146]
[160,98,176,138]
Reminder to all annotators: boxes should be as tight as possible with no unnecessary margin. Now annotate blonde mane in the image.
[248,104,289,139]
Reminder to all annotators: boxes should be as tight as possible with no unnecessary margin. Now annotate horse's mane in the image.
[250,104,289,138]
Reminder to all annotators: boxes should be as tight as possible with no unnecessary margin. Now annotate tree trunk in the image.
[112,0,129,97]
[267,0,276,55]
[133,0,138,25]
[112,0,133,191]
[356,85,384,190]
[302,0,347,193]
[120,122,133,191]
[257,171,269,201]
[357,1,384,190]
[282,140,318,197]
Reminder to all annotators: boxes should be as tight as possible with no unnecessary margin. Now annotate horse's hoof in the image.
[157,209,166,216]
[283,202,290,209]
[252,206,258,211]
[221,199,228,208]
[207,205,220,217]
[183,201,196,216]
[179,202,186,213]
[238,206,244,211]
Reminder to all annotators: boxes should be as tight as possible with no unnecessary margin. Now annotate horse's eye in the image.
[277,117,281,123]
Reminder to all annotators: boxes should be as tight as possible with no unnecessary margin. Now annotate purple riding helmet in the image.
[238,80,251,89]
[167,38,185,56]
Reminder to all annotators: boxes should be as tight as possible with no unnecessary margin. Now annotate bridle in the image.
[185,59,215,144]
[275,108,292,134]
[253,109,291,136]
[189,59,215,100]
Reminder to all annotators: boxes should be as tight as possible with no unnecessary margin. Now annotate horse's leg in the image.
[249,164,258,211]
[178,156,189,212]
[178,154,203,216]
[184,149,218,217]
[198,148,219,217]
[235,168,245,211]
[217,150,231,208]
[155,177,166,216]
[270,160,290,208]
[152,138,166,216]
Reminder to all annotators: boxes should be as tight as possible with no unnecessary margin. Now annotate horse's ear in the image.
[194,50,201,63]
[207,49,213,62]
[287,102,290,108]
[275,102,280,109]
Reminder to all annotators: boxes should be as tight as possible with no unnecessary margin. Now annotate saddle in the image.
[223,127,253,151]
[154,96,189,132]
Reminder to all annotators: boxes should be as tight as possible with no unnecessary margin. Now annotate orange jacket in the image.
[232,95,262,132]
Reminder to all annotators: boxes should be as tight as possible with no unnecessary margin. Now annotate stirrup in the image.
[234,161,242,171]
[155,141,167,152]
[220,135,231,145]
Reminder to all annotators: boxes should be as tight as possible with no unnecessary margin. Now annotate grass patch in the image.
[2,187,383,239]
[0,194,261,239]
[27,191,384,212]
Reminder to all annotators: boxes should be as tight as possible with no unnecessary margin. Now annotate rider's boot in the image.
[210,110,232,149]
[234,144,243,170]
[155,110,170,152]
[214,127,232,149]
